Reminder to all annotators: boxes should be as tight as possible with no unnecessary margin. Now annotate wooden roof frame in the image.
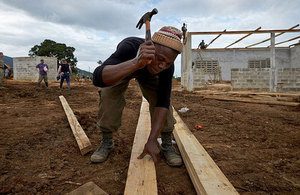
[189,25,300,49]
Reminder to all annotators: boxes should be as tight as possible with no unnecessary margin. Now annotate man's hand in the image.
[138,138,160,164]
[136,40,156,69]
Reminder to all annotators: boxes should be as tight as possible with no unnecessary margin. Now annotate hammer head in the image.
[136,8,158,29]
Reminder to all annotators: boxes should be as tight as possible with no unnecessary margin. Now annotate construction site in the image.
[1,11,300,195]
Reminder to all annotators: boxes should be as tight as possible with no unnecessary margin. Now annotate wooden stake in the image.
[67,182,108,195]
[124,98,157,195]
[59,95,92,155]
[173,108,239,195]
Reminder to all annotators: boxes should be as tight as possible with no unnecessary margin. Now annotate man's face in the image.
[0,53,3,58]
[41,60,44,64]
[147,44,178,75]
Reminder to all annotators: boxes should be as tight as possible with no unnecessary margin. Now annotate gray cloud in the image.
[1,0,150,35]
[1,0,300,76]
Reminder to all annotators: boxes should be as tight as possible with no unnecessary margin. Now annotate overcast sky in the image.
[1,0,299,77]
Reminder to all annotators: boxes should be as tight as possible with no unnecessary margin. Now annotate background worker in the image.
[92,26,183,167]
[0,52,5,89]
[4,62,12,79]
[35,59,49,88]
[57,59,72,89]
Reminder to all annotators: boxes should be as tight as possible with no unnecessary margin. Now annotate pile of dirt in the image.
[1,80,299,194]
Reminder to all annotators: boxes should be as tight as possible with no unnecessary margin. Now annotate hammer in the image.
[136,8,158,41]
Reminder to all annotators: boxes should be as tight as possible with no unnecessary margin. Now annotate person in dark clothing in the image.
[182,23,187,42]
[57,59,72,89]
[35,59,49,88]
[92,26,183,167]
[198,40,207,49]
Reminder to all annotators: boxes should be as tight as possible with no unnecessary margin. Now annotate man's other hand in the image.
[137,138,160,164]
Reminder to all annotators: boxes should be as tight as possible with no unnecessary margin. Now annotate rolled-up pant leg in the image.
[137,77,176,133]
[96,79,130,134]
[37,74,43,87]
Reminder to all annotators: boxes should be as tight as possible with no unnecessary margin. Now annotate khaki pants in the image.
[38,74,48,86]
[96,77,176,134]
[0,68,4,88]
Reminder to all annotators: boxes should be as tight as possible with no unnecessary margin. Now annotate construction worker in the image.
[92,26,183,167]
[57,59,72,89]
[182,23,187,42]
[0,52,4,89]
[36,59,49,88]
[198,40,207,49]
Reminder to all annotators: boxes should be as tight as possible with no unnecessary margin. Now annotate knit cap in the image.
[152,26,183,53]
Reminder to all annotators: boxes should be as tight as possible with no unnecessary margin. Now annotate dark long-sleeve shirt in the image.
[93,37,174,109]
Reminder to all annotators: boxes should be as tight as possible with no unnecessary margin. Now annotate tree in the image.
[97,60,103,65]
[29,39,78,69]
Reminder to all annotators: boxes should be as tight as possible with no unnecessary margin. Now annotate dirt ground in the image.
[0,79,299,195]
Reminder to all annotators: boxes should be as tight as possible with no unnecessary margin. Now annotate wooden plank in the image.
[67,182,108,195]
[246,24,299,48]
[59,95,92,155]
[172,109,239,195]
[193,47,289,50]
[190,28,300,35]
[270,35,300,46]
[225,27,261,48]
[206,29,226,48]
[124,98,157,195]
[203,96,299,107]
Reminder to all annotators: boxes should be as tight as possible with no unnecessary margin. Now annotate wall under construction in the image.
[231,68,300,92]
[13,56,57,81]
[182,36,300,92]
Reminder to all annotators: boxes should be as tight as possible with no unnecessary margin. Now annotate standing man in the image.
[91,26,183,167]
[36,59,49,88]
[182,23,187,42]
[57,59,72,89]
[0,52,6,89]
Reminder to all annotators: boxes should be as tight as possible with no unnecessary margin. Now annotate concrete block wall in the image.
[13,56,57,81]
[192,48,291,81]
[231,68,300,92]
[277,68,300,92]
[182,72,187,87]
[192,69,206,88]
[231,68,270,91]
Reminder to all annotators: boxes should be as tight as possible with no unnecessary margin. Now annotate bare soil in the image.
[0,80,299,195]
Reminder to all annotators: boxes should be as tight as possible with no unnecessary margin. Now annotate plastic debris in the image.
[178,107,189,113]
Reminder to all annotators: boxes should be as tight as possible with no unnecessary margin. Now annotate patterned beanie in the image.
[152,26,183,53]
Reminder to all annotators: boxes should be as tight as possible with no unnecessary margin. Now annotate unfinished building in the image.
[181,25,300,92]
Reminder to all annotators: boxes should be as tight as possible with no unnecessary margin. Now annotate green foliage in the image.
[29,39,78,67]
[172,76,181,81]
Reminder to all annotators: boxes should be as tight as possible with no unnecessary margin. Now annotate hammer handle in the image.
[145,21,151,41]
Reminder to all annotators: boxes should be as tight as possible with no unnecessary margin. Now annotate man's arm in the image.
[101,40,155,86]
[138,107,168,163]
[57,66,61,76]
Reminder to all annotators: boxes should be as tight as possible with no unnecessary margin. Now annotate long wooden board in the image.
[203,96,299,107]
[124,98,157,195]
[172,108,239,195]
[59,95,92,155]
